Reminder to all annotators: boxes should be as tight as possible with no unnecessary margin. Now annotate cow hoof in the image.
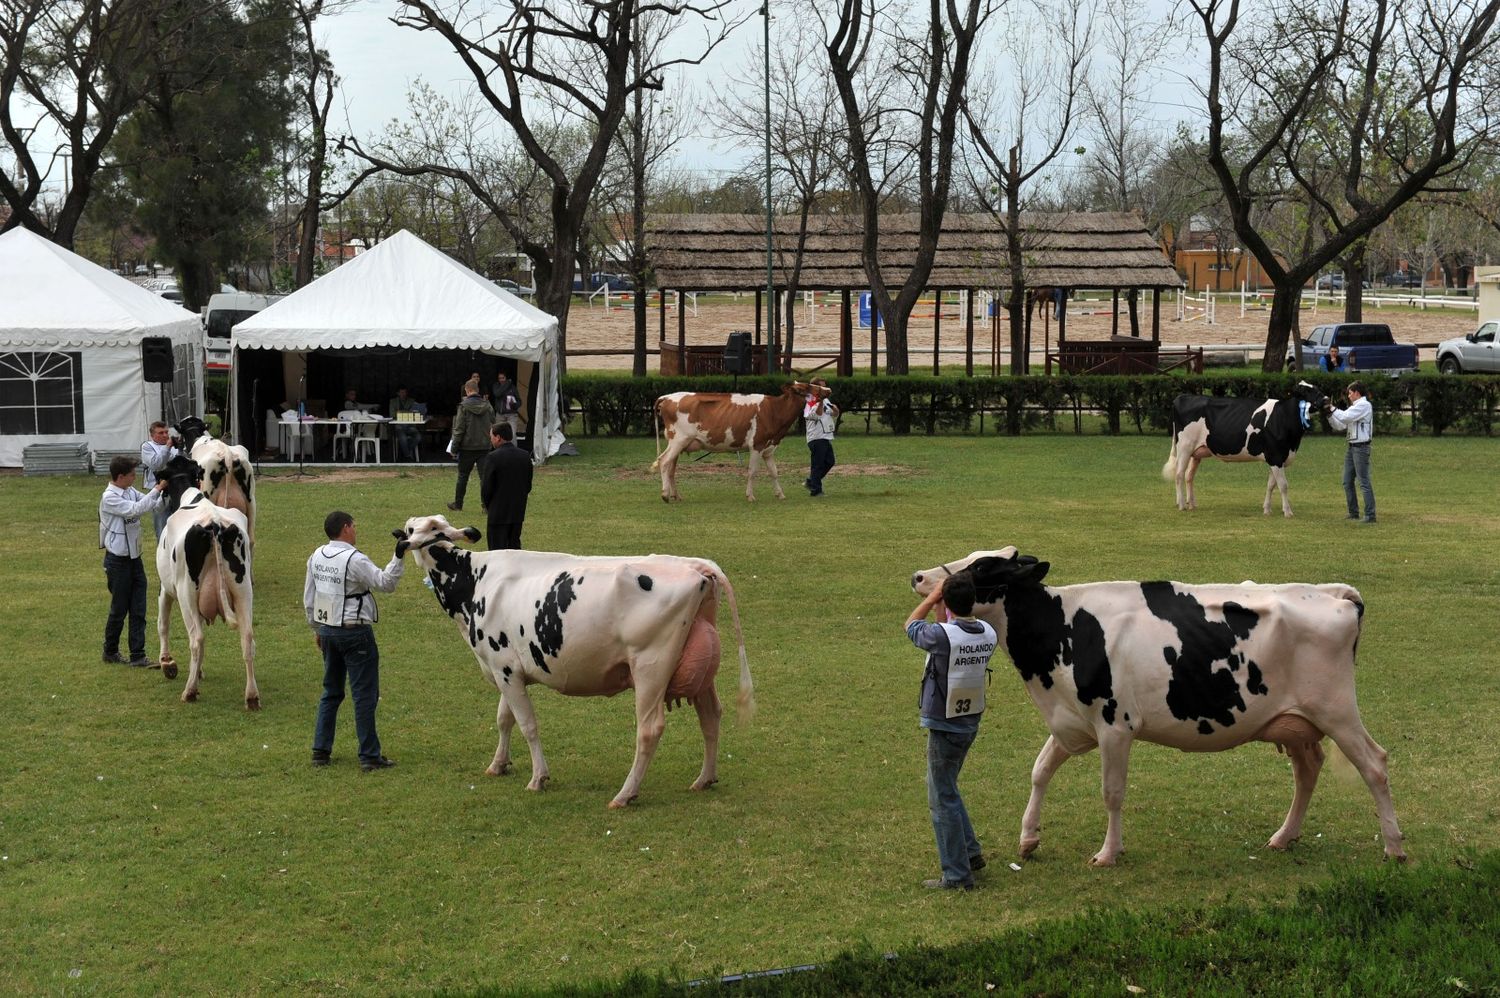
[161,660,178,680]
[182,690,198,703]
[1266,834,1298,851]
[1386,848,1410,864]
[245,698,261,711]
[607,794,639,809]
[689,777,718,791]
[485,761,511,776]
[1087,852,1118,867]
[1019,836,1040,859]
[526,775,549,791]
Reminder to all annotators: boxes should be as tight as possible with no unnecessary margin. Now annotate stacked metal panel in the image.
[91,450,144,475]
[22,442,93,476]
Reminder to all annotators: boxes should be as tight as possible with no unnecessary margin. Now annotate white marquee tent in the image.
[230,229,562,463]
[0,227,203,468]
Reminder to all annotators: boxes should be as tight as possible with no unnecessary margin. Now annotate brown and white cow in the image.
[394,515,755,807]
[156,487,259,709]
[652,382,826,501]
[1162,381,1328,517]
[911,548,1405,866]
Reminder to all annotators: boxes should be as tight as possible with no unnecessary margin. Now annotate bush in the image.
[559,373,1500,437]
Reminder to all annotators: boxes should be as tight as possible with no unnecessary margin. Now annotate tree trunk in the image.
[1265,285,1301,373]
[1343,243,1365,323]
[295,142,325,289]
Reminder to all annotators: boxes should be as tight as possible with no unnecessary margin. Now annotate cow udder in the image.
[665,617,721,701]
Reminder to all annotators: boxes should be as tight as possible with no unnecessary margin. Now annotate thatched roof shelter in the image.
[644,212,1181,292]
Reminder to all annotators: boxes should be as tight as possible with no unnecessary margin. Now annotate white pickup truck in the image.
[1436,321,1500,373]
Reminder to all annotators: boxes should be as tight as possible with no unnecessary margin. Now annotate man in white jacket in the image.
[99,455,168,665]
[1325,381,1376,523]
[139,421,179,537]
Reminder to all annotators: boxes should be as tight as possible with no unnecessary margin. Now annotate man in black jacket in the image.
[479,422,533,550]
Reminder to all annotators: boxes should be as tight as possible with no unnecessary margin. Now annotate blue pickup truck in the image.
[1288,323,1419,375]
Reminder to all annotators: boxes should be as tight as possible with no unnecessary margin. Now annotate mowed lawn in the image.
[1,432,1496,994]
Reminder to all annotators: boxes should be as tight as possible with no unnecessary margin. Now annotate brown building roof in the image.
[644,212,1182,292]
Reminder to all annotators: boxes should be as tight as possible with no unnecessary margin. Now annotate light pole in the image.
[763,1,776,373]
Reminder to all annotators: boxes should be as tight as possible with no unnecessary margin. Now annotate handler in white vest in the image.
[304,510,406,772]
[906,569,997,890]
[140,421,180,537]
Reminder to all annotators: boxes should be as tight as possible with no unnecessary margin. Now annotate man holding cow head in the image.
[803,378,837,497]
[139,421,180,537]
[1324,381,1376,523]
[305,510,407,771]
[99,455,168,666]
[906,570,997,890]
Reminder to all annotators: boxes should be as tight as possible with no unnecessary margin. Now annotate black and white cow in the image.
[174,417,255,541]
[394,515,755,808]
[1163,381,1329,517]
[156,486,258,708]
[911,548,1405,866]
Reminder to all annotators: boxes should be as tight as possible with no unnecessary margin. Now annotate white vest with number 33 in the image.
[938,620,996,719]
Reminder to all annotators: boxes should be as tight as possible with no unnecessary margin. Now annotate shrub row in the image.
[561,372,1500,437]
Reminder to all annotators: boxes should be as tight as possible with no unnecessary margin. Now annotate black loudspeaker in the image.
[141,337,175,383]
[722,331,752,374]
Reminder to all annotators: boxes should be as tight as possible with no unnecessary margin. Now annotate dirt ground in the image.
[561,292,1475,371]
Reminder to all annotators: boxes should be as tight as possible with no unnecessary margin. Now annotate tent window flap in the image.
[0,351,85,434]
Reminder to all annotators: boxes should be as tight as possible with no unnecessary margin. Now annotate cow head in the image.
[791,380,831,401]
[174,415,209,454]
[393,515,482,559]
[911,547,1049,604]
[1289,380,1330,428]
[160,453,203,513]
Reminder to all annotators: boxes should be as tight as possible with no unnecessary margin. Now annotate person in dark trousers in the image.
[803,378,838,497]
[479,422,534,550]
[906,570,998,890]
[305,510,406,771]
[99,455,168,666]
[448,378,496,511]
[1325,380,1377,523]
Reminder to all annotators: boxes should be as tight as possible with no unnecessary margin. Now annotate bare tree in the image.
[825,0,996,374]
[1188,0,1500,371]
[338,0,739,374]
[1,0,200,246]
[290,0,351,288]
[713,27,845,370]
[963,0,1091,373]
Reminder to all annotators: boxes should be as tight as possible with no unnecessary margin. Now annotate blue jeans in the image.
[807,439,836,495]
[1343,443,1375,520]
[927,727,981,885]
[103,553,148,658]
[313,625,382,762]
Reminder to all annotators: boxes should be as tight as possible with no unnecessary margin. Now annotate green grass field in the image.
[1,433,1496,993]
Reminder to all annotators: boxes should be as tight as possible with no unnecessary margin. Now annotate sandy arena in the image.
[560,292,1475,371]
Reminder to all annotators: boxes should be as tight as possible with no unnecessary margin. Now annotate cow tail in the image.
[211,525,239,628]
[650,399,663,472]
[712,566,755,723]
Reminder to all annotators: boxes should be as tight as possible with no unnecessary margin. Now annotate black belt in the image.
[1349,440,1371,447]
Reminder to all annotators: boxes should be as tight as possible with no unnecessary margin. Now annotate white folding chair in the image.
[333,410,360,461]
[353,419,382,464]
[279,415,311,460]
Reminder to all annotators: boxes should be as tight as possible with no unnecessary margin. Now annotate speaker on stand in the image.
[141,336,177,429]
[722,331,752,391]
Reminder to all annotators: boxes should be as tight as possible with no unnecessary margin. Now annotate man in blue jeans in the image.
[99,455,168,665]
[1325,381,1376,523]
[304,510,407,771]
[906,570,997,890]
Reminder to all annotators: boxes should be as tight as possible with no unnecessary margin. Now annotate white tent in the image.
[230,229,563,463]
[0,228,203,468]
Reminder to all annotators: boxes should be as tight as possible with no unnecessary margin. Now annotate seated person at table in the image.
[388,386,424,461]
[341,388,363,413]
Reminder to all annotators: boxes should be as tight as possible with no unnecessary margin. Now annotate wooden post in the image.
[870,296,878,376]
[1112,289,1120,337]
[991,292,999,376]
[1057,289,1068,374]
[932,288,942,376]
[965,289,974,377]
[658,287,666,373]
[840,288,853,376]
[677,290,686,373]
[754,289,762,348]
[1152,288,1161,344]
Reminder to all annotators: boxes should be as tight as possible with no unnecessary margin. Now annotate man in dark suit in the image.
[478,422,533,550]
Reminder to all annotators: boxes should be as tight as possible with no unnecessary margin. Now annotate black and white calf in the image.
[1163,381,1328,516]
[393,515,754,808]
[911,548,1404,866]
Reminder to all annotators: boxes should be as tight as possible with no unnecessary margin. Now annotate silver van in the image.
[202,293,284,371]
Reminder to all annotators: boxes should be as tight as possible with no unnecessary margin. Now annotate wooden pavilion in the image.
[643,212,1187,375]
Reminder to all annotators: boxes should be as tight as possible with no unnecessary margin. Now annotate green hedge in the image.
[560,372,1500,437]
